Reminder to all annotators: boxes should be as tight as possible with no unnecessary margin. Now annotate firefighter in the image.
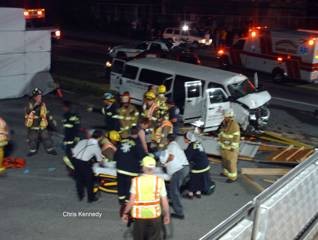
[25,88,57,156]
[142,90,160,130]
[114,127,146,204]
[117,92,139,139]
[218,109,240,183]
[100,130,120,165]
[152,118,173,151]
[184,132,215,198]
[62,100,81,171]
[156,85,169,120]
[0,117,9,173]
[87,92,120,132]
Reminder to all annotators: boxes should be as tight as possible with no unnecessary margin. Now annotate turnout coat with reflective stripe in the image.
[218,119,240,150]
[131,175,163,219]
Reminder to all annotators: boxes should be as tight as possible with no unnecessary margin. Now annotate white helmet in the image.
[224,108,234,118]
[185,131,197,142]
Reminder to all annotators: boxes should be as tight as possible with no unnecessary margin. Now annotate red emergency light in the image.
[277,57,283,62]
[24,8,46,19]
[217,49,225,55]
[251,31,257,38]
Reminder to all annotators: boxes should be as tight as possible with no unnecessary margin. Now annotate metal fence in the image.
[200,150,318,240]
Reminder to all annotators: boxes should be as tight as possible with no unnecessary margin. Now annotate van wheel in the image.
[272,68,285,83]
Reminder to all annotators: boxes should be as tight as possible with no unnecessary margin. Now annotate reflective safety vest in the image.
[0,117,8,147]
[131,175,162,219]
[25,103,48,129]
[218,119,240,151]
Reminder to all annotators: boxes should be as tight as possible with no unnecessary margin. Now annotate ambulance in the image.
[217,27,318,83]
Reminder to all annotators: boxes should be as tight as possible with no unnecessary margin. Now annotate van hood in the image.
[236,91,271,109]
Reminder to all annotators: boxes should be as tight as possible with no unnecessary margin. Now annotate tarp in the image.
[25,30,51,52]
[0,8,25,31]
[0,30,51,54]
[0,53,25,76]
[0,72,56,99]
[0,31,24,54]
[25,52,51,74]
[0,21,54,99]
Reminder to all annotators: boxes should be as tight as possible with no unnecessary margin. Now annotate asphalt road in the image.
[0,33,317,240]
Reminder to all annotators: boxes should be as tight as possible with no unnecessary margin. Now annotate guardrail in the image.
[200,150,318,240]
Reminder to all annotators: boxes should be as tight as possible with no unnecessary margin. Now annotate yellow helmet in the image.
[158,85,166,94]
[108,130,121,142]
[144,90,156,100]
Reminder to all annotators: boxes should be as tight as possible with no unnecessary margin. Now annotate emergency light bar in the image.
[24,8,46,20]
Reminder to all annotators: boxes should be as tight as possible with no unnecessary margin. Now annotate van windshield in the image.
[227,79,256,98]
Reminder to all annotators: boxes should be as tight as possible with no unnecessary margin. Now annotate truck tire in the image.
[272,68,285,83]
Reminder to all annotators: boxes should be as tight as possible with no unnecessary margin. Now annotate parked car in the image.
[163,27,212,47]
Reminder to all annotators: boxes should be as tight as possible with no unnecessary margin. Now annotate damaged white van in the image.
[110,58,271,132]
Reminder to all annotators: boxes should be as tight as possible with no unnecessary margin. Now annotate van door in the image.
[110,58,126,91]
[183,81,202,123]
[119,64,140,104]
[202,88,230,132]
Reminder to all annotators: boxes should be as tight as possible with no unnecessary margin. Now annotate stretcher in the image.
[92,162,170,194]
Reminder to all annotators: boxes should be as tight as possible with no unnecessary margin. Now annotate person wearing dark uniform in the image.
[25,88,57,156]
[62,100,81,171]
[72,130,104,203]
[88,92,120,131]
[167,99,182,136]
[184,132,215,199]
[114,127,146,204]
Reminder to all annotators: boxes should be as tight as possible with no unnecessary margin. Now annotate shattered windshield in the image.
[227,79,256,98]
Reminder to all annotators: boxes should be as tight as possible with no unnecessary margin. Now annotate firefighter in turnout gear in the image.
[142,90,160,131]
[184,132,215,198]
[62,101,81,170]
[0,117,9,173]
[87,92,120,132]
[152,118,173,151]
[100,130,120,165]
[117,92,140,139]
[218,109,240,183]
[114,128,146,204]
[25,88,57,156]
[156,85,169,120]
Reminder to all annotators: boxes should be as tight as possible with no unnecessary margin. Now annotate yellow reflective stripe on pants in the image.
[227,171,237,181]
[117,169,139,177]
[63,156,74,170]
[191,166,210,174]
[64,141,74,145]
[63,124,74,128]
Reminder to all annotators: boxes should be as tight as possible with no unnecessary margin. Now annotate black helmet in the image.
[32,88,43,97]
